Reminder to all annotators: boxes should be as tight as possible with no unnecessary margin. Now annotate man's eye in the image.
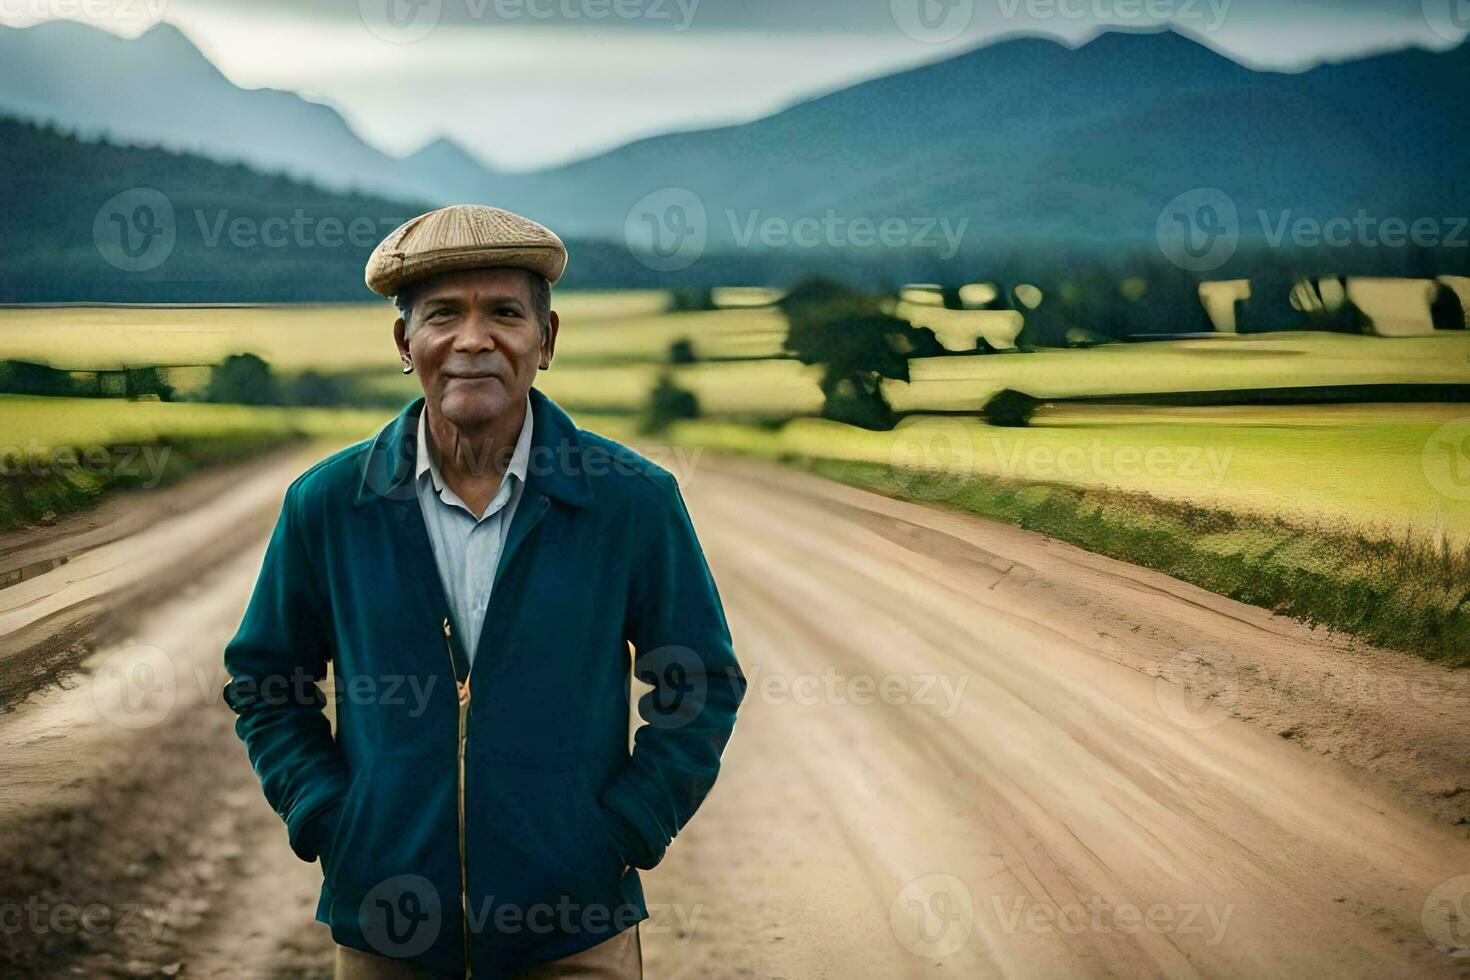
[428,308,452,320]
[498,307,522,318]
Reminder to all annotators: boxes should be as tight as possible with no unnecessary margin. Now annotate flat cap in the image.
[365,204,568,296]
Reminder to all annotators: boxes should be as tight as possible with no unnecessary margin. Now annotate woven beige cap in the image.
[365,204,568,296]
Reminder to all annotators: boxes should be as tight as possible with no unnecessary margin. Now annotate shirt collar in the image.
[416,393,534,501]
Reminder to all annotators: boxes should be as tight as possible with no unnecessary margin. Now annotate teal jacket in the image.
[222,387,746,976]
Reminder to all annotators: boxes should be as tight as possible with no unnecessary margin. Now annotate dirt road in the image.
[1,445,1468,977]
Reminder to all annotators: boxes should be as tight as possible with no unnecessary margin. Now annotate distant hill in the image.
[0,20,484,203]
[0,116,668,302]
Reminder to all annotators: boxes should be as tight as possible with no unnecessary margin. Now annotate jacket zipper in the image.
[439,494,550,978]
[443,616,473,979]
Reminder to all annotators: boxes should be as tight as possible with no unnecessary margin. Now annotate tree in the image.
[639,370,700,435]
[782,278,931,430]
[205,353,279,405]
[666,287,716,312]
[124,366,174,401]
[283,370,345,406]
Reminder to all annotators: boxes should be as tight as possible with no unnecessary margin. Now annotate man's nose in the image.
[450,311,497,350]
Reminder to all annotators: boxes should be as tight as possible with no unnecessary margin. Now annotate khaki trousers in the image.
[334,924,642,979]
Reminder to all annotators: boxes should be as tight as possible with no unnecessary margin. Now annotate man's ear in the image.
[539,310,559,370]
[393,317,411,360]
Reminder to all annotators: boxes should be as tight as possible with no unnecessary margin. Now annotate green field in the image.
[888,331,1470,411]
[5,299,1468,545]
[0,292,784,372]
[0,395,385,456]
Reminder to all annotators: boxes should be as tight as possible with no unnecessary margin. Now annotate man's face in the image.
[393,266,558,429]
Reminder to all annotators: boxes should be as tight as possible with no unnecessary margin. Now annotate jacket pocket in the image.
[468,762,631,952]
[325,751,462,966]
[574,770,631,875]
[323,760,373,887]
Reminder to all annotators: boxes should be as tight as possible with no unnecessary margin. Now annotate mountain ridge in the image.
[2,20,1465,250]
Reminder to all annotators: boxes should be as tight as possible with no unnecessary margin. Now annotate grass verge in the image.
[0,430,309,534]
[779,455,1470,667]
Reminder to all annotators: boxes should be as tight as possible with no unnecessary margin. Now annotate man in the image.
[222,205,746,978]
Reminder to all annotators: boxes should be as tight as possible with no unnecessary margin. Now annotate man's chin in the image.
[437,381,510,427]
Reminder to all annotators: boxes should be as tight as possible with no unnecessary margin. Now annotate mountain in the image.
[4,21,1467,270]
[0,20,476,203]
[482,27,1470,253]
[398,137,502,203]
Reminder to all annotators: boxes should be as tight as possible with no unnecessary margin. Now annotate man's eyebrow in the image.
[416,292,527,310]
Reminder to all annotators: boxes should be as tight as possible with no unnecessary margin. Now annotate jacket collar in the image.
[353,385,594,510]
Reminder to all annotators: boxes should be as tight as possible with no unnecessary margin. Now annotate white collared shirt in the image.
[414,394,534,666]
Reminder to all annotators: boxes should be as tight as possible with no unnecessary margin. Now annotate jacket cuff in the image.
[290,795,344,864]
[603,808,654,869]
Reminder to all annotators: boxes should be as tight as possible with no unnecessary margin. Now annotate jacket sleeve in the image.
[222,484,350,864]
[599,472,747,871]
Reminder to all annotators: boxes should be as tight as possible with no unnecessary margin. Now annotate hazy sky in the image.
[3,0,1463,170]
